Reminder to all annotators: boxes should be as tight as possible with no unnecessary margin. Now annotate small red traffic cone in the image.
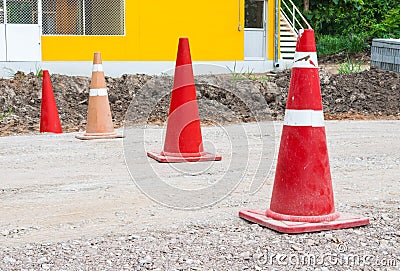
[76,52,123,140]
[40,70,62,133]
[147,37,222,163]
[239,29,369,233]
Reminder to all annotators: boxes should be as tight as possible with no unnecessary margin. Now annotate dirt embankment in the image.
[0,67,399,136]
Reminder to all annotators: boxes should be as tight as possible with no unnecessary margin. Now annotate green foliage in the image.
[0,106,14,120]
[316,34,367,56]
[35,63,43,78]
[292,0,399,38]
[8,105,14,115]
[338,56,365,74]
[371,7,400,38]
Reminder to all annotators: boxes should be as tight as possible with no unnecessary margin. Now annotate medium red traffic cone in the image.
[76,52,123,140]
[40,70,62,133]
[147,38,222,163]
[239,29,369,233]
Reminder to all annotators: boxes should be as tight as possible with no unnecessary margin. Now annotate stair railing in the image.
[281,0,311,33]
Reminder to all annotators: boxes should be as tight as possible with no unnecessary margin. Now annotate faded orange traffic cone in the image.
[76,52,123,140]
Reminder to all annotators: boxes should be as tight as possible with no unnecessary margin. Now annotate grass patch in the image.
[338,56,365,74]
[0,106,14,121]
[227,62,270,82]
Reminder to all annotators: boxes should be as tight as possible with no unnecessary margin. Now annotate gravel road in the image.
[0,121,399,270]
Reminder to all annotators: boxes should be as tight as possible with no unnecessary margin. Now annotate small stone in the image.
[37,257,48,264]
[325,233,333,239]
[240,251,251,260]
[291,245,302,251]
[380,240,389,246]
[381,214,391,221]
[1,230,9,236]
[306,239,315,246]
[139,255,152,264]
[250,224,261,230]
[128,235,140,240]
[3,256,16,264]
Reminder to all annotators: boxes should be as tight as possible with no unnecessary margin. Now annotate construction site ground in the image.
[0,57,399,270]
[0,120,399,270]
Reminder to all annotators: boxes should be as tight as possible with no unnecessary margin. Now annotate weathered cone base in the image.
[147,151,222,163]
[239,210,370,234]
[75,132,124,140]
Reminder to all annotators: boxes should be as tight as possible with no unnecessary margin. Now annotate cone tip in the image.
[296,28,316,52]
[93,52,103,64]
[176,37,192,67]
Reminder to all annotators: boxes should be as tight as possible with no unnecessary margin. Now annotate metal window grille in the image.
[0,1,4,23]
[42,0,124,35]
[4,0,38,24]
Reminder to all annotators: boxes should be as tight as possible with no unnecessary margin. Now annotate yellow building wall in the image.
[42,0,246,61]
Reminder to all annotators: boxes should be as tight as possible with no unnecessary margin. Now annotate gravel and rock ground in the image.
[0,121,399,270]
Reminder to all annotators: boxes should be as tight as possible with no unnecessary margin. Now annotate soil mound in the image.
[0,67,398,136]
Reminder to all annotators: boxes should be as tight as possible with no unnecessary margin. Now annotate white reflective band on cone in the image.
[292,52,319,68]
[90,88,108,96]
[283,109,324,127]
[92,64,104,72]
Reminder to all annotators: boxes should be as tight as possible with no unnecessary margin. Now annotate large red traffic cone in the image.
[76,52,123,140]
[239,29,369,233]
[40,70,62,134]
[147,38,222,163]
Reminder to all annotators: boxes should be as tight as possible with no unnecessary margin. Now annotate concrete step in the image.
[280,26,292,31]
[281,40,297,47]
[281,52,296,59]
[281,30,297,35]
[279,14,299,60]
[280,47,296,52]
[280,36,297,41]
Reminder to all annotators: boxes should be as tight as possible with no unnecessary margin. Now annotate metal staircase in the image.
[280,0,311,60]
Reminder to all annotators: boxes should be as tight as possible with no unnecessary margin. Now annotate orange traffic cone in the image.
[239,29,369,233]
[76,52,123,140]
[147,38,222,163]
[40,70,62,134]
